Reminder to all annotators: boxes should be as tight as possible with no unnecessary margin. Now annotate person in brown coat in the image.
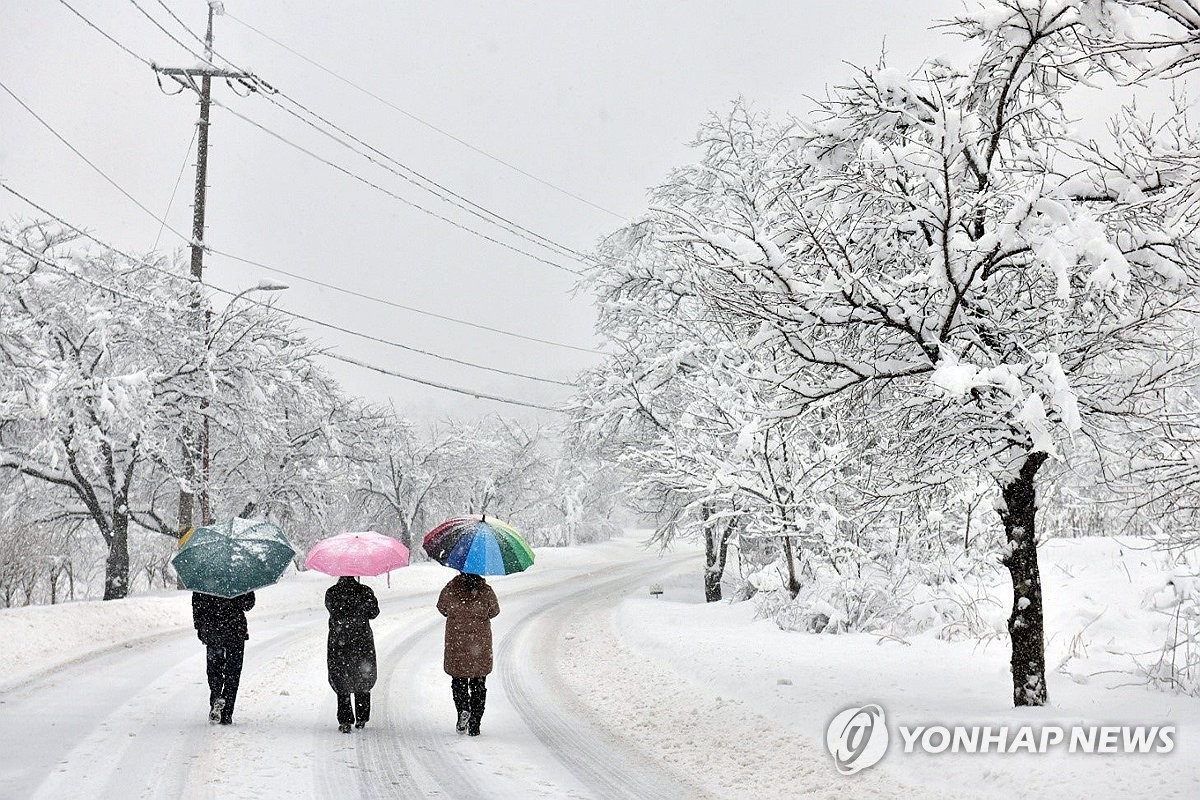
[436,572,500,736]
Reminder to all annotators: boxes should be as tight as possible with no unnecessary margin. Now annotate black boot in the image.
[467,678,486,736]
[451,677,470,734]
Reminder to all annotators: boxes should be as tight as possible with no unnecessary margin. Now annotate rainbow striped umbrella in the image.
[422,515,535,576]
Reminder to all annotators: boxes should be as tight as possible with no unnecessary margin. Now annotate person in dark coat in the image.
[325,576,380,733]
[192,591,256,725]
[436,572,500,736]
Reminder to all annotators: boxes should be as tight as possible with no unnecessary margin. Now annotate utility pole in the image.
[153,2,259,534]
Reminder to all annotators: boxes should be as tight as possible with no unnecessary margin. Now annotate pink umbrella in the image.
[305,531,411,578]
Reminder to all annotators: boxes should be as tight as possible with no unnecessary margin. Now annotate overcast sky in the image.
[0,1,1159,423]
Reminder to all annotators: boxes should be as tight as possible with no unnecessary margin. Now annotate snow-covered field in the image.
[2,535,1197,799]
[587,536,1200,799]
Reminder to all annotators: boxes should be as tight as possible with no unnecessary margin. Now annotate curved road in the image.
[0,552,703,799]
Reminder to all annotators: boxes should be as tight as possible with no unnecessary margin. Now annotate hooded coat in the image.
[325,577,380,694]
[437,574,500,678]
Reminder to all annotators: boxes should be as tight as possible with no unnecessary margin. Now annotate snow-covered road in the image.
[0,548,703,800]
[12,535,1183,800]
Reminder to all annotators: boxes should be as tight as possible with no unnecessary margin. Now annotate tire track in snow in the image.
[9,615,318,800]
[498,555,710,800]
[358,562,664,800]
[1,630,207,799]
[200,617,345,800]
[352,610,443,800]
[127,618,326,800]
[358,573,585,800]
[4,545,699,800]
[312,590,471,800]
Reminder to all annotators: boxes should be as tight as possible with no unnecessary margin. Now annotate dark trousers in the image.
[451,677,487,728]
[336,692,371,726]
[205,640,245,722]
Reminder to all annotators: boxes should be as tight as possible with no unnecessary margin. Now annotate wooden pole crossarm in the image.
[155,66,256,81]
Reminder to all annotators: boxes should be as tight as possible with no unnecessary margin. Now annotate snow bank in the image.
[592,537,1200,799]
[1,593,193,692]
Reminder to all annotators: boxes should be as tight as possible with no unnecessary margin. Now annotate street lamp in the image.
[230,281,290,302]
[198,281,289,524]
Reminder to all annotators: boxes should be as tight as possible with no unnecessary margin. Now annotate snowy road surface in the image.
[7,536,1182,799]
[0,546,706,800]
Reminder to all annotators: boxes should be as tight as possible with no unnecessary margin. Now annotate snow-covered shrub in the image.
[749,544,1005,639]
[1142,572,1200,695]
[129,531,179,592]
[757,568,913,635]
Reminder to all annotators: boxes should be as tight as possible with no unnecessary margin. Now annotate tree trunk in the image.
[103,513,130,600]
[20,570,35,605]
[781,535,801,598]
[704,519,737,602]
[999,453,1048,707]
[704,536,722,602]
[398,516,412,550]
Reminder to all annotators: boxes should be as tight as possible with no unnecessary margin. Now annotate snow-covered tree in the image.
[0,224,196,598]
[1080,0,1200,77]
[358,414,621,552]
[588,2,1200,706]
[0,224,386,597]
[539,433,625,547]
[359,415,461,549]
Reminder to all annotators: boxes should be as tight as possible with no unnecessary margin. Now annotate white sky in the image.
[0,1,1162,423]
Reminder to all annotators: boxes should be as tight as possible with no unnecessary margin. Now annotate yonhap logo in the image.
[824,703,1173,774]
[826,704,890,775]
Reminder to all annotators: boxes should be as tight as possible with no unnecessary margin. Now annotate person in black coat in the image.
[325,576,380,732]
[192,591,256,725]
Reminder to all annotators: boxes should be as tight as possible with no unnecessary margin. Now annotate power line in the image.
[2,184,579,387]
[213,99,583,277]
[224,11,626,222]
[205,244,602,354]
[0,80,601,354]
[150,0,600,268]
[319,352,566,413]
[0,222,569,413]
[128,0,202,58]
[0,79,195,247]
[131,0,590,276]
[258,93,596,266]
[238,295,576,387]
[53,0,154,68]
[152,124,197,251]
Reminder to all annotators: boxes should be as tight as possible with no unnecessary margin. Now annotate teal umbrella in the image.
[172,518,296,598]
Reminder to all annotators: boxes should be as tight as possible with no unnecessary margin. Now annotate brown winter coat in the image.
[437,574,500,677]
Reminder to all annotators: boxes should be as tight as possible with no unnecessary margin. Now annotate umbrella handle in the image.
[387,571,391,589]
